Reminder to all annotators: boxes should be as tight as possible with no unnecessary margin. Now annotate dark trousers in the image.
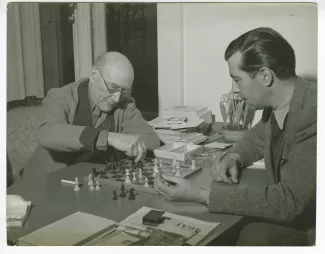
[236,222,311,246]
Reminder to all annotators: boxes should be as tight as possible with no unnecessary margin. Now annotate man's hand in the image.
[154,172,209,205]
[107,133,146,162]
[210,153,241,184]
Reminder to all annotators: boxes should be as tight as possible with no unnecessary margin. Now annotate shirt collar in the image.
[273,102,290,130]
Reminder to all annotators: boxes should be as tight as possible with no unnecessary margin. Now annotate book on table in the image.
[17,212,117,246]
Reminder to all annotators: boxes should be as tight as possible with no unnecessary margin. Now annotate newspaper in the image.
[117,206,220,246]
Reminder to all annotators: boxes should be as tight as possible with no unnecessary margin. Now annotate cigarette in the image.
[61,179,76,185]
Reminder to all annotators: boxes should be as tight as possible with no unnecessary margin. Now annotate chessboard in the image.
[84,157,202,195]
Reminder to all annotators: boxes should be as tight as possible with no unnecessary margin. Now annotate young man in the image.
[155,27,316,246]
[23,52,160,179]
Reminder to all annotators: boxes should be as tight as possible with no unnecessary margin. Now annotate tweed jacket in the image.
[23,78,160,179]
[208,77,317,230]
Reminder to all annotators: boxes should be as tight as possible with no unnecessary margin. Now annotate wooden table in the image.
[7,150,269,246]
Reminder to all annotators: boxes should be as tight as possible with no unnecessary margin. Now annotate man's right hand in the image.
[210,153,241,184]
[107,133,146,163]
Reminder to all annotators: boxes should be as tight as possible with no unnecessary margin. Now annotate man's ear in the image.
[258,67,274,87]
[89,68,97,84]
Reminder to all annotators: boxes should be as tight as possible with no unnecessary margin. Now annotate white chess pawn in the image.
[125,169,131,184]
[74,177,80,191]
[191,160,196,170]
[132,172,137,182]
[138,169,143,180]
[153,163,159,173]
[95,180,100,191]
[74,183,80,191]
[89,184,94,191]
[144,178,149,187]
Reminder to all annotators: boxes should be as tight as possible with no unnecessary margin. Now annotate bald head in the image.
[93,52,134,90]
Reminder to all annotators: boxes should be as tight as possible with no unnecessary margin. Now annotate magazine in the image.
[88,206,220,246]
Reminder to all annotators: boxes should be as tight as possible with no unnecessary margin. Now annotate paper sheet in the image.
[204,141,233,149]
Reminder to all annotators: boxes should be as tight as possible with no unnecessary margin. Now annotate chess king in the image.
[22,52,160,180]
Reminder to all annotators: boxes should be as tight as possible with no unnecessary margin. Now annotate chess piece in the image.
[191,160,196,170]
[105,161,109,172]
[132,172,137,182]
[92,168,97,176]
[138,168,143,180]
[153,163,159,173]
[172,159,177,173]
[159,159,163,168]
[128,188,135,200]
[113,190,118,200]
[125,169,131,184]
[175,165,181,177]
[120,184,126,197]
[88,174,93,186]
[74,177,80,191]
[144,178,149,187]
[95,180,100,191]
[89,183,95,191]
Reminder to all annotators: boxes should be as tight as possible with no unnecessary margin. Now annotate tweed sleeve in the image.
[120,99,160,151]
[35,88,86,152]
[221,117,266,168]
[208,109,316,224]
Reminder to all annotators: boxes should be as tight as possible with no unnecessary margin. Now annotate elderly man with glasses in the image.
[22,52,160,179]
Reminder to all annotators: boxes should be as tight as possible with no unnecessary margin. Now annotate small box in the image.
[154,142,203,161]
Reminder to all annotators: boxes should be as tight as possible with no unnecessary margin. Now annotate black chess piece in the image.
[113,190,118,200]
[120,184,126,197]
[128,188,135,200]
[105,161,109,172]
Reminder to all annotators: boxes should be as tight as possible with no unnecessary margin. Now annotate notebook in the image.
[17,212,117,246]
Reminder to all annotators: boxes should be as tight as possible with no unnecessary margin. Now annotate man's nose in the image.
[231,80,240,93]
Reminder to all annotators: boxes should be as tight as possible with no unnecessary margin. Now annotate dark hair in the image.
[225,27,296,80]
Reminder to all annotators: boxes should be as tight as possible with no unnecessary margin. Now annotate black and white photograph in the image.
[2,0,323,250]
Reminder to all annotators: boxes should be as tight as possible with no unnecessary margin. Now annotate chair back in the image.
[7,96,43,179]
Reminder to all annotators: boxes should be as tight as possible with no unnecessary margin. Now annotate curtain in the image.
[7,3,44,102]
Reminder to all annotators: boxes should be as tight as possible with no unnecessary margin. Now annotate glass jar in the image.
[190,149,219,172]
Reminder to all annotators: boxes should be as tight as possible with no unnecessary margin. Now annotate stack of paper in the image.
[6,195,32,227]
[148,105,213,145]
[163,105,213,125]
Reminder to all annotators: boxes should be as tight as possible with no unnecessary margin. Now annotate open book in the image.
[6,195,32,227]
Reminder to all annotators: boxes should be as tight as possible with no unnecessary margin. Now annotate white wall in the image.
[157,3,317,124]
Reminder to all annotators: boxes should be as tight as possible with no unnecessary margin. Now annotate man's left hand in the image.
[154,172,209,205]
